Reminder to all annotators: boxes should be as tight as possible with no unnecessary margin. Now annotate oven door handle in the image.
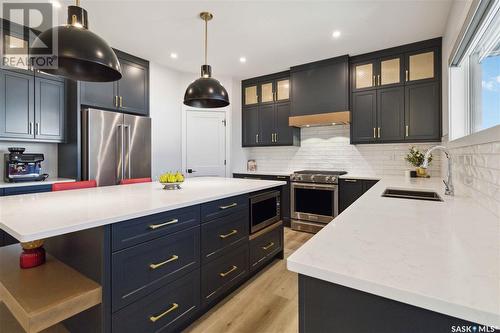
[291,182,338,191]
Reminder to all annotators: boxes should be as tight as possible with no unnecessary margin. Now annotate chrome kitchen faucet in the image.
[421,145,454,196]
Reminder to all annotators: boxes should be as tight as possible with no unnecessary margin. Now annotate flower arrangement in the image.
[405,147,432,168]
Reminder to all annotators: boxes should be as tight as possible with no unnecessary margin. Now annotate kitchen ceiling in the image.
[56,0,453,79]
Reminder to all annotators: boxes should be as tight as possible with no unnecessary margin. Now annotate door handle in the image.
[219,229,238,239]
[117,124,124,182]
[405,125,409,137]
[187,169,196,174]
[405,69,409,82]
[373,128,376,139]
[35,123,40,135]
[262,242,275,251]
[378,127,381,138]
[149,255,179,270]
[256,133,259,143]
[124,125,131,178]
[29,122,33,135]
[149,218,179,230]
[114,96,119,107]
[377,75,381,86]
[149,303,179,323]
[344,179,357,182]
[119,96,123,108]
[219,203,237,210]
[219,265,238,277]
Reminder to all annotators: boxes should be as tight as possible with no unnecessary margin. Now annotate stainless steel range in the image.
[290,170,347,233]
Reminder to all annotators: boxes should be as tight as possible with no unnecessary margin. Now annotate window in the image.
[449,0,500,141]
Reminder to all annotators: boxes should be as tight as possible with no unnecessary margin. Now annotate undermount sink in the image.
[381,188,443,202]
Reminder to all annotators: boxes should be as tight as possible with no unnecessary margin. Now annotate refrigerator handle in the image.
[117,124,124,183]
[124,124,131,179]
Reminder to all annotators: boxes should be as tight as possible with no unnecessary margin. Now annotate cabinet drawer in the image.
[112,227,200,311]
[201,194,248,222]
[112,268,200,333]
[201,243,248,306]
[249,225,283,272]
[112,206,200,251]
[201,209,249,263]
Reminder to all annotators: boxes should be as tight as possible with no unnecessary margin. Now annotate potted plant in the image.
[405,147,432,177]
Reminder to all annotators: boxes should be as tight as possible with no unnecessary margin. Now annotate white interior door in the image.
[185,110,226,177]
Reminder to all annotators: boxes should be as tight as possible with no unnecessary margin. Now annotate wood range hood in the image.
[288,111,350,128]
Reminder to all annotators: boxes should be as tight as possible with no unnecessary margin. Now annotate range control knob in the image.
[325,176,332,183]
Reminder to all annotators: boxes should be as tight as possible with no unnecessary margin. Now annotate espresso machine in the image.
[4,148,48,183]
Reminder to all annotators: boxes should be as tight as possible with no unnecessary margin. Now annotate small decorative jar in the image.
[20,239,46,269]
[416,167,428,177]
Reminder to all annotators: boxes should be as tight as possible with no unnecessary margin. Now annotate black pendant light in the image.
[31,0,121,82]
[183,12,229,108]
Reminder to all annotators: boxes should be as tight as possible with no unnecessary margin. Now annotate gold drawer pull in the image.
[149,218,179,230]
[219,265,238,277]
[219,203,237,210]
[262,242,275,251]
[149,255,179,270]
[219,229,238,239]
[344,179,357,182]
[149,303,179,323]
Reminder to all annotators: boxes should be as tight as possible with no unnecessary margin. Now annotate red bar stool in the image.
[119,178,152,185]
[52,180,97,192]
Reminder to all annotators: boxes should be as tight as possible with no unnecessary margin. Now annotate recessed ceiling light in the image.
[239,57,247,63]
[170,52,178,59]
[50,1,61,9]
[306,124,310,128]
[331,122,336,125]
[332,30,341,38]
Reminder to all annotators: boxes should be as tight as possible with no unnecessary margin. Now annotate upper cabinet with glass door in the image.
[404,48,439,84]
[352,56,404,91]
[242,74,290,106]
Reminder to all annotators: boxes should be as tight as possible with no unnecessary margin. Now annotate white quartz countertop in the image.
[0,177,285,243]
[232,170,293,177]
[287,176,500,327]
[0,178,75,189]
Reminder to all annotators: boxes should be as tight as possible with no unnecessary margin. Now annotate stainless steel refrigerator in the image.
[81,108,151,186]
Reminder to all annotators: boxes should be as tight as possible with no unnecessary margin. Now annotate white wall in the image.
[0,142,58,179]
[149,62,183,179]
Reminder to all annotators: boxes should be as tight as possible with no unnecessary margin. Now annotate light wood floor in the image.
[184,228,313,333]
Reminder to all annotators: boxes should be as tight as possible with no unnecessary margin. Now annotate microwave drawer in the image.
[201,209,249,264]
[201,194,248,222]
[201,243,249,307]
[249,225,283,272]
[112,268,200,333]
[112,206,200,251]
[112,226,200,311]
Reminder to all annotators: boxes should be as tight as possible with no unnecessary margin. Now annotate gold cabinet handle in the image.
[220,265,238,277]
[372,75,376,87]
[344,179,357,183]
[29,122,33,135]
[378,127,381,138]
[377,74,381,86]
[256,133,259,143]
[219,203,237,210]
[114,96,118,107]
[275,133,278,142]
[119,96,123,107]
[149,218,179,230]
[262,242,275,251]
[373,128,376,139]
[405,69,409,82]
[149,303,179,323]
[149,255,179,270]
[219,229,238,239]
[405,125,409,137]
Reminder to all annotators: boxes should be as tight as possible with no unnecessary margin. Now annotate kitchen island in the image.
[0,177,286,333]
[287,176,500,332]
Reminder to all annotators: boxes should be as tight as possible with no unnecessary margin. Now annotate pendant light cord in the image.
[204,17,208,65]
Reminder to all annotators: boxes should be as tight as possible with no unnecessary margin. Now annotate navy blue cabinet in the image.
[339,178,379,213]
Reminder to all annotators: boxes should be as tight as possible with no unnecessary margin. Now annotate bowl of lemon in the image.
[159,172,185,190]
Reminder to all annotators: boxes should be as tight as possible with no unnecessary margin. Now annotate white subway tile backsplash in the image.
[449,140,500,217]
[244,126,441,177]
